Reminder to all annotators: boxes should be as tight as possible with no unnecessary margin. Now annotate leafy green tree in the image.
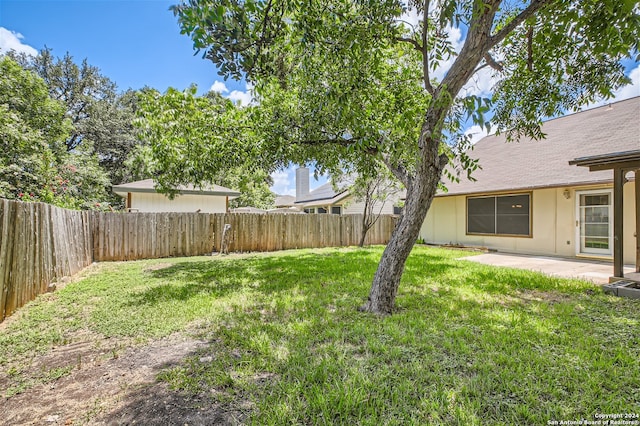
[339,168,403,248]
[0,56,110,208]
[10,49,141,187]
[134,86,274,208]
[171,0,638,314]
[0,56,69,199]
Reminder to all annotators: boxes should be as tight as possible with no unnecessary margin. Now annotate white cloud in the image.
[612,64,640,101]
[0,27,38,56]
[581,64,640,110]
[431,26,465,82]
[270,169,296,196]
[461,66,497,98]
[210,80,229,93]
[465,124,491,145]
[209,81,254,106]
[228,89,253,106]
[399,6,421,30]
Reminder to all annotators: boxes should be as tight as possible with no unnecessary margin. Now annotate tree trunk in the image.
[358,222,368,247]
[360,146,447,314]
[358,191,372,247]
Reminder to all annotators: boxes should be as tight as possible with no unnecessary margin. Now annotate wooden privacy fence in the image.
[91,212,397,261]
[0,200,92,321]
[1,199,397,321]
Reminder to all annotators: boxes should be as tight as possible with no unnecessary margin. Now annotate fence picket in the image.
[0,199,397,322]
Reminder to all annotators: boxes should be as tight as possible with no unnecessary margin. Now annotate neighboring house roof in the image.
[267,207,306,214]
[274,195,297,207]
[295,180,351,204]
[230,207,267,214]
[439,96,640,197]
[112,179,241,199]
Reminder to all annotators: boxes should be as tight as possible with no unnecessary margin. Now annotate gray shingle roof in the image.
[440,96,640,196]
[296,182,347,203]
[274,195,296,207]
[295,174,355,204]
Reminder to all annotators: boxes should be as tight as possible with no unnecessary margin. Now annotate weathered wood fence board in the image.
[1,199,397,321]
[0,200,93,321]
[91,212,218,261]
[91,212,396,261]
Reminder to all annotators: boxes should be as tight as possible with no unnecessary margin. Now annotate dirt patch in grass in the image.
[1,333,248,425]
[515,289,576,304]
[143,262,174,273]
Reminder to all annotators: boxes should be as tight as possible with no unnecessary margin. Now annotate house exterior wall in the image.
[420,182,636,264]
[341,194,400,215]
[130,192,228,213]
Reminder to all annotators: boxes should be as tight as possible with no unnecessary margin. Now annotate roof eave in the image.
[112,187,241,198]
[434,179,617,197]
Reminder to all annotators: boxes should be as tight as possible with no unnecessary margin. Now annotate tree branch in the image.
[526,24,534,71]
[422,0,435,95]
[483,52,503,72]
[489,0,549,48]
[294,137,361,147]
[395,37,422,52]
[380,154,409,188]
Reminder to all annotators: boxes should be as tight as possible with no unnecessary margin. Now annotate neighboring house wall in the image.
[420,182,636,264]
[341,194,400,215]
[130,192,228,214]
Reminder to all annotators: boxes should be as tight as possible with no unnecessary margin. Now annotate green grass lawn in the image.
[1,246,639,424]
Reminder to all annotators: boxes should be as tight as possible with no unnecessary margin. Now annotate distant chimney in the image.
[296,167,310,200]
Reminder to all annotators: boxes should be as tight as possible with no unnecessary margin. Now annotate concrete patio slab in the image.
[461,252,635,284]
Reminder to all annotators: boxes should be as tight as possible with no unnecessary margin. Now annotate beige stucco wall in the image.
[341,194,399,215]
[130,192,228,214]
[420,182,636,265]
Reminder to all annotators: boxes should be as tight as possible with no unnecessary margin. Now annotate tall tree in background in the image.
[10,49,141,188]
[0,57,69,199]
[0,56,109,208]
[171,0,639,314]
[134,87,275,208]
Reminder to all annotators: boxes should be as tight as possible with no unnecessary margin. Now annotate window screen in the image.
[317,207,327,214]
[467,194,530,236]
[331,206,341,215]
[496,195,530,235]
[467,197,496,234]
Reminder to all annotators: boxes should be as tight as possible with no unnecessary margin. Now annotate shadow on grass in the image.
[105,247,640,424]
[128,249,458,307]
[98,357,248,425]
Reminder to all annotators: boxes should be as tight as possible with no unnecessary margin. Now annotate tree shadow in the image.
[101,249,639,424]
[126,249,458,307]
[100,360,248,425]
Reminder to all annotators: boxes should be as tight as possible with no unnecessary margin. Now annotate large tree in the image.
[0,56,110,208]
[171,0,639,314]
[134,86,275,208]
[10,49,141,187]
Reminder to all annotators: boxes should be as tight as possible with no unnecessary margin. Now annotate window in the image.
[317,207,327,214]
[331,206,341,215]
[304,208,315,214]
[467,194,530,236]
[393,205,403,215]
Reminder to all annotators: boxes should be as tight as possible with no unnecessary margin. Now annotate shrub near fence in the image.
[0,199,397,321]
[0,200,92,321]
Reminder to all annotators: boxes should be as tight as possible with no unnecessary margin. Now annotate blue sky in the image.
[1,1,638,196]
[0,0,317,195]
[0,0,245,95]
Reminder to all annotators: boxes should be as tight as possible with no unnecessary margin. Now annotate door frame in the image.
[575,188,613,257]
